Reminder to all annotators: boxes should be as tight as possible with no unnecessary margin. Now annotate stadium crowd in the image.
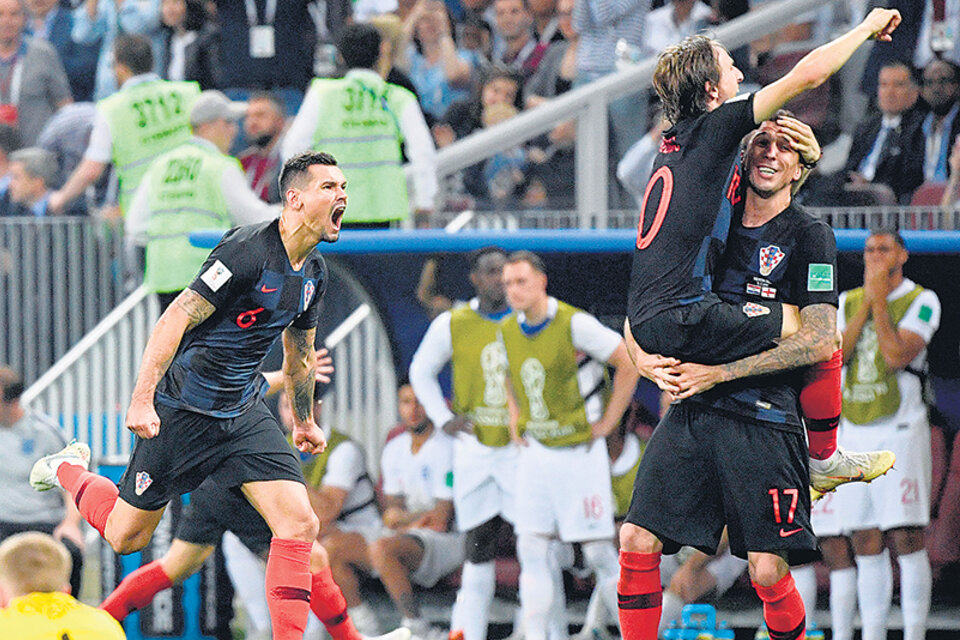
[0,1,959,640]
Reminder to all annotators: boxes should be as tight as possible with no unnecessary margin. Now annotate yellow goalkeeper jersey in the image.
[0,591,125,639]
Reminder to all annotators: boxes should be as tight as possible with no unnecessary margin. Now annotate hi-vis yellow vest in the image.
[97,79,200,214]
[500,301,591,447]
[842,285,924,424]
[308,74,414,222]
[450,304,511,447]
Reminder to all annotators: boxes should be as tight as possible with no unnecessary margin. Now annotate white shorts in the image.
[809,488,845,538]
[407,528,467,588]
[836,416,932,532]
[514,438,615,542]
[658,547,746,596]
[453,435,518,531]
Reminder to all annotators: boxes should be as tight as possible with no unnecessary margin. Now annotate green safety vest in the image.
[98,79,200,214]
[309,75,413,223]
[450,304,511,447]
[842,285,924,424]
[500,301,592,448]
[611,439,645,519]
[142,140,236,293]
[299,429,351,487]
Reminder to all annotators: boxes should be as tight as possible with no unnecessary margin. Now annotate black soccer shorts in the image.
[176,478,273,555]
[625,402,819,566]
[118,399,304,512]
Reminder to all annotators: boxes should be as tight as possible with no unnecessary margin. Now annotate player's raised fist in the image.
[126,401,161,439]
[862,8,900,42]
[294,422,327,454]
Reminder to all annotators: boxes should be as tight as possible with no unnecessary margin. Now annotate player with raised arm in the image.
[30,152,356,640]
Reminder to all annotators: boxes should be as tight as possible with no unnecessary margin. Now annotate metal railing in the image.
[433,0,839,227]
[21,263,398,471]
[0,217,131,383]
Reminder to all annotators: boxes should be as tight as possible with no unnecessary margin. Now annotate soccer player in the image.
[617,114,868,640]
[501,251,639,640]
[409,246,515,640]
[31,151,351,640]
[624,11,902,493]
[0,532,125,640]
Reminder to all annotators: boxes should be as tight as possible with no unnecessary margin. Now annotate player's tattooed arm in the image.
[125,289,218,437]
[671,303,839,398]
[282,326,318,424]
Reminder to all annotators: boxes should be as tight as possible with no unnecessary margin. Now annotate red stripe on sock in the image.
[753,573,805,640]
[266,538,313,640]
[100,560,173,621]
[618,550,661,640]
[312,567,362,640]
[801,349,841,459]
[58,464,118,537]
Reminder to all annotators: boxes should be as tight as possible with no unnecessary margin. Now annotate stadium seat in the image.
[910,182,947,206]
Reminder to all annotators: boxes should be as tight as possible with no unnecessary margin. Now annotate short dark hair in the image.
[114,35,154,75]
[654,35,721,124]
[506,250,546,275]
[880,59,919,86]
[870,227,906,249]
[468,246,507,272]
[278,151,338,204]
[480,64,524,109]
[0,366,24,403]
[338,23,381,70]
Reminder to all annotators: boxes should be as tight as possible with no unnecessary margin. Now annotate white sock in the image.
[791,564,818,620]
[828,567,857,640]
[581,586,604,631]
[581,541,619,633]
[547,555,567,640]
[658,591,685,638]
[855,550,892,640]
[221,532,271,633]
[452,561,497,640]
[402,617,429,637]
[517,534,553,640]
[349,602,380,635]
[898,549,931,640]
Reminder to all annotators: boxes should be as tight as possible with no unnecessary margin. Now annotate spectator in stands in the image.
[24,0,100,101]
[572,0,647,174]
[914,0,960,69]
[324,384,464,640]
[0,0,72,147]
[126,90,276,310]
[48,34,200,216]
[0,367,85,598]
[72,0,160,101]
[284,23,437,227]
[457,13,493,69]
[492,0,539,78]
[36,102,96,188]
[829,230,941,640]
[844,59,925,203]
[7,147,57,217]
[0,123,19,217]
[0,532,125,639]
[942,130,960,207]
[919,58,960,182]
[400,0,476,122]
[214,0,316,92]
[238,91,286,203]
[641,0,711,58]
[157,0,220,89]
[370,13,420,97]
[616,113,667,207]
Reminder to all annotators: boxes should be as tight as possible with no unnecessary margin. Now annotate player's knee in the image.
[619,524,662,554]
[275,510,320,543]
[106,528,152,555]
[310,542,330,572]
[747,555,788,587]
[465,519,500,564]
[368,536,398,570]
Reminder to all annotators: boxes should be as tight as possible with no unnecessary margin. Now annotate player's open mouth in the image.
[332,205,346,228]
[757,166,777,176]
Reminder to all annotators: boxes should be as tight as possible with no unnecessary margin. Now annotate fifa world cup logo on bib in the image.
[480,341,509,407]
[520,358,549,422]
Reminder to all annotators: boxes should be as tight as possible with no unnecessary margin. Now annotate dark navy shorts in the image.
[630,292,782,365]
[176,478,273,555]
[625,402,819,566]
[118,399,304,512]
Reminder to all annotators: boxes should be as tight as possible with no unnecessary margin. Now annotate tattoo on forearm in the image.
[285,327,317,422]
[720,304,836,381]
[175,289,216,331]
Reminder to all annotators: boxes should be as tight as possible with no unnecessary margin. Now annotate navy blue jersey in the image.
[627,94,756,329]
[156,220,327,417]
[688,199,838,430]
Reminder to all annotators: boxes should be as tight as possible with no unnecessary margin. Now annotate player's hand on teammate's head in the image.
[126,400,161,439]
[776,116,820,166]
[293,422,327,454]
[315,347,334,384]
[862,8,900,42]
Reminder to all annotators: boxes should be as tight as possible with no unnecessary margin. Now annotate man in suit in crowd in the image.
[845,59,925,203]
